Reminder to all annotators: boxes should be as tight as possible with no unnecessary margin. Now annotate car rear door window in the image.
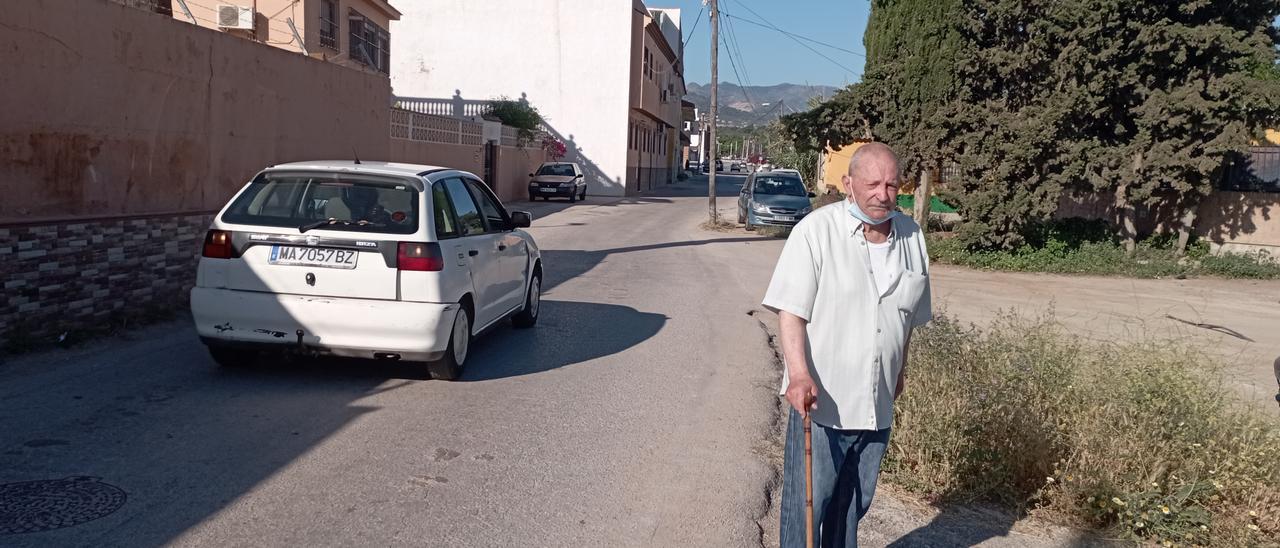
[431,181,459,239]
[465,179,508,233]
[443,178,486,236]
[222,173,420,234]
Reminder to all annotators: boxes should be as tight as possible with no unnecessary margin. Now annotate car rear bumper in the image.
[191,287,457,362]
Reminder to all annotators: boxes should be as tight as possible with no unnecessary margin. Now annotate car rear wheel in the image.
[512,274,541,328]
[429,306,471,381]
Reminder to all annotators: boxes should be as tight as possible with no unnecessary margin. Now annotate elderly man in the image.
[763,143,932,547]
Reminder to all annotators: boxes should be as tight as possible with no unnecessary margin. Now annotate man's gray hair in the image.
[847,142,901,180]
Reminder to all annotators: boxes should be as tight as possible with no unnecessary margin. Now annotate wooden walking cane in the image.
[804,411,814,548]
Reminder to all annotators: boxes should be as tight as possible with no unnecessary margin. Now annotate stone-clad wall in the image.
[0,214,212,348]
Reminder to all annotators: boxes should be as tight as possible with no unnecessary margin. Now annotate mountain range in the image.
[684,82,840,127]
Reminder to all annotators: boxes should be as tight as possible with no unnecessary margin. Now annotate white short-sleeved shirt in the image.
[762,202,932,430]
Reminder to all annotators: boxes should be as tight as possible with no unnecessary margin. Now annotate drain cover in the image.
[0,476,126,535]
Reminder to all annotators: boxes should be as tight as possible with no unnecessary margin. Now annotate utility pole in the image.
[708,0,719,222]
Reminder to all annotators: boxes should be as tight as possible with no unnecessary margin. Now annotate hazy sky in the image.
[660,0,870,87]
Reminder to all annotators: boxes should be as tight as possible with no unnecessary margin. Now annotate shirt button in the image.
[877,328,881,333]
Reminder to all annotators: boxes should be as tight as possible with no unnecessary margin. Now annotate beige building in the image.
[627,5,687,192]
[135,0,400,74]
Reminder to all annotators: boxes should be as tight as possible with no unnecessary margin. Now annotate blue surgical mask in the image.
[848,199,900,225]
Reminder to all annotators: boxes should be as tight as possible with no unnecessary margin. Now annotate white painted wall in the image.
[391,1,635,196]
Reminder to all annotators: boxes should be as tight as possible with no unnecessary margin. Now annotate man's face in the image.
[842,153,900,221]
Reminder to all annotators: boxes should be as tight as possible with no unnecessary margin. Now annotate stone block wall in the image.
[0,213,212,348]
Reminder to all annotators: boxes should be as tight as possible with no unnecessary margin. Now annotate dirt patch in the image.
[930,264,1280,409]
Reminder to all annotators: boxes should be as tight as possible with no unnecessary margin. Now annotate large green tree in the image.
[784,0,963,227]
[949,0,1280,251]
[860,0,962,221]
[944,0,1076,249]
[1063,0,1280,253]
[792,0,1280,251]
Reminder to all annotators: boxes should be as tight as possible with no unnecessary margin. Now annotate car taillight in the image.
[202,230,232,259]
[398,242,444,271]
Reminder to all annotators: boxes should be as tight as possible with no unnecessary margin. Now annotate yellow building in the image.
[818,140,873,193]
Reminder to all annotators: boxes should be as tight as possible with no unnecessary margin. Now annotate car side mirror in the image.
[510,211,533,229]
[575,174,583,179]
[528,173,535,177]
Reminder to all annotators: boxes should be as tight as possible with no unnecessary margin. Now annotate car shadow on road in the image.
[461,300,667,381]
[538,237,766,293]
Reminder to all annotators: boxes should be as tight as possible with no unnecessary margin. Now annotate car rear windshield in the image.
[753,176,807,197]
[536,164,575,176]
[221,172,420,234]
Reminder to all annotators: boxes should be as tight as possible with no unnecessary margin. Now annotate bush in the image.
[1199,251,1280,279]
[888,315,1280,546]
[485,97,543,144]
[927,218,1280,279]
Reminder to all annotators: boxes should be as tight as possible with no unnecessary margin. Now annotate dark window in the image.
[753,176,807,197]
[319,0,338,51]
[464,179,509,233]
[349,9,390,74]
[221,173,419,234]
[443,178,485,236]
[536,164,576,177]
[431,181,459,239]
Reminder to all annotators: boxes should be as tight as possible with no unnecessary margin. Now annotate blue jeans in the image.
[780,408,891,548]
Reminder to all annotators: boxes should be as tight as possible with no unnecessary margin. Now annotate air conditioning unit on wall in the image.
[217,5,255,30]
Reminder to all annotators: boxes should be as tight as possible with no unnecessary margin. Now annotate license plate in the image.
[540,188,558,193]
[775,216,795,222]
[269,246,359,269]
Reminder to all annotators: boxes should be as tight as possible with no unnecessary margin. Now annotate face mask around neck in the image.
[848,199,899,226]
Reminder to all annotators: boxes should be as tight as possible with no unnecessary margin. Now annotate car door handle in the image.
[468,250,479,257]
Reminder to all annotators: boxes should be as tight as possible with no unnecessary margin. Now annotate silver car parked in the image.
[737,170,815,230]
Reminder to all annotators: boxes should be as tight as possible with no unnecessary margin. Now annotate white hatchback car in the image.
[190,161,543,380]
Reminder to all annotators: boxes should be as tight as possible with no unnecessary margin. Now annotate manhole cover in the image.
[0,476,126,535]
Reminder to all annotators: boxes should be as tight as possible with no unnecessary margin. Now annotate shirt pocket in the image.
[896,269,927,320]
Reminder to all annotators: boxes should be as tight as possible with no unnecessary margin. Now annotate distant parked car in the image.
[738,170,815,230]
[730,162,742,172]
[528,162,587,202]
[190,161,543,381]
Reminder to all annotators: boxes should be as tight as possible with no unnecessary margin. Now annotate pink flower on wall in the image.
[542,135,567,160]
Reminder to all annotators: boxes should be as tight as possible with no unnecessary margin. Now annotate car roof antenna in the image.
[352,147,361,165]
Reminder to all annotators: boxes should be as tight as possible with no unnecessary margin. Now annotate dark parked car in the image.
[528,162,587,202]
[738,170,815,230]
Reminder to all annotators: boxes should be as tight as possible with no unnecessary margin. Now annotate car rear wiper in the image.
[298,218,350,233]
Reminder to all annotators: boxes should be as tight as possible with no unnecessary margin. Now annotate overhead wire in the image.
[719,21,757,114]
[721,0,863,77]
[682,5,705,49]
[721,2,865,57]
[722,10,752,87]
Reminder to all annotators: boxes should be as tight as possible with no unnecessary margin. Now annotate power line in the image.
[682,5,705,49]
[720,2,865,58]
[722,11,751,87]
[722,9,860,78]
[745,100,783,126]
[719,24,756,113]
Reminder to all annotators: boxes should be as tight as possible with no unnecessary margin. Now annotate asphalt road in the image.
[0,174,793,547]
